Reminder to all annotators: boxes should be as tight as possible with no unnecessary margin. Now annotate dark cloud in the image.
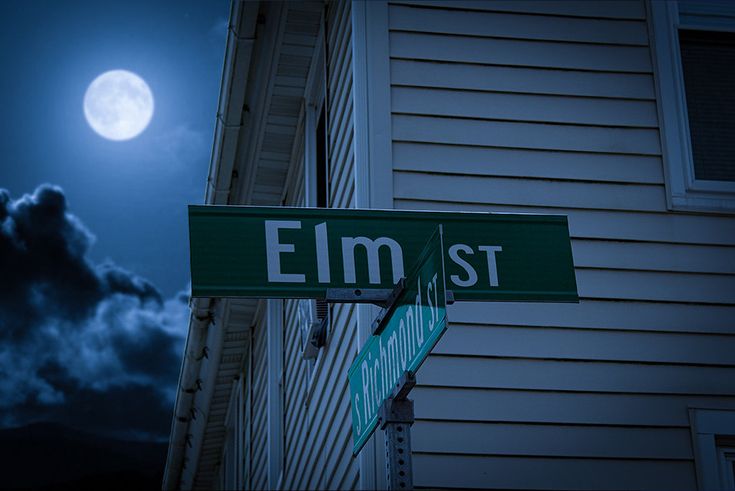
[0,185,188,440]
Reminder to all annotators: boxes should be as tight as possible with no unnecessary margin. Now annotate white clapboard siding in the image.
[575,269,735,304]
[571,239,735,274]
[393,115,662,155]
[392,0,647,20]
[419,355,735,395]
[392,87,659,127]
[413,454,696,490]
[285,303,357,488]
[390,32,652,73]
[327,0,355,209]
[412,387,735,427]
[391,60,657,99]
[395,172,668,212]
[393,143,664,184]
[390,4,649,45]
[386,1,735,488]
[395,199,735,246]
[412,421,693,459]
[446,300,735,335]
[249,309,268,490]
[434,324,735,366]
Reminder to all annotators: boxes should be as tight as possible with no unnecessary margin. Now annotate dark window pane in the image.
[679,29,735,181]
[316,105,328,207]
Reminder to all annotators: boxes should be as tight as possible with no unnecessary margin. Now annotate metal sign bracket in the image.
[380,371,416,490]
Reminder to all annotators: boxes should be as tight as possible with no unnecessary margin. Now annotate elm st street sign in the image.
[188,205,578,302]
[347,227,448,454]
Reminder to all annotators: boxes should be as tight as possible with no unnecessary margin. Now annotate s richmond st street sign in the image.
[188,206,578,302]
[348,227,448,454]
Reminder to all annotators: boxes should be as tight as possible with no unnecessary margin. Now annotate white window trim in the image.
[304,16,326,210]
[267,299,284,490]
[689,408,735,490]
[301,15,329,401]
[352,1,393,489]
[649,1,735,213]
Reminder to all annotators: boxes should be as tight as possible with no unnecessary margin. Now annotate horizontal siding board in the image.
[389,4,649,45]
[394,199,735,246]
[391,1,647,20]
[393,142,664,184]
[390,32,652,73]
[391,59,656,99]
[412,387,735,427]
[393,115,662,155]
[572,239,735,274]
[412,421,693,459]
[392,87,658,127]
[447,300,735,335]
[434,324,735,366]
[576,269,735,305]
[290,313,355,487]
[413,454,696,490]
[420,355,735,395]
[394,171,667,211]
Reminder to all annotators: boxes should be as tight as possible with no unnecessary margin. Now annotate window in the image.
[649,1,735,212]
[689,408,735,489]
[299,11,331,386]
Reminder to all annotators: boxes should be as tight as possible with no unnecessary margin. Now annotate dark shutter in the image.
[679,29,735,182]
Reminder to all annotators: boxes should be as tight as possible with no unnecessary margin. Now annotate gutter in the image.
[162,1,259,488]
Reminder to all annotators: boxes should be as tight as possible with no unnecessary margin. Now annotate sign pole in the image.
[380,371,416,490]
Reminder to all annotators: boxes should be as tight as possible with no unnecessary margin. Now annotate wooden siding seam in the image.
[411,451,692,462]
[415,417,691,430]
[392,139,661,158]
[391,111,660,130]
[389,55,654,76]
[449,321,735,338]
[394,168,666,188]
[426,352,735,369]
[391,82,656,102]
[388,27,649,48]
[387,1,646,21]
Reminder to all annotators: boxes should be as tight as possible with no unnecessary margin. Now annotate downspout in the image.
[162,298,214,490]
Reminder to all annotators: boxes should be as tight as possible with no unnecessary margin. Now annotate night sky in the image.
[0,0,228,442]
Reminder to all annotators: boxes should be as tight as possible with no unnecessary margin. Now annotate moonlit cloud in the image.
[152,124,206,170]
[0,185,188,439]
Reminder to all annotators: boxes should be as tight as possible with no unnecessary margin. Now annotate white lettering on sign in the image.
[448,243,502,288]
[263,222,503,288]
[448,244,477,287]
[478,245,503,287]
[341,236,404,284]
[315,222,330,283]
[357,274,442,431]
[264,220,306,283]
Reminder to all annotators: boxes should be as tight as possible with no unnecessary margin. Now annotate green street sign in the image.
[348,227,448,455]
[188,205,578,302]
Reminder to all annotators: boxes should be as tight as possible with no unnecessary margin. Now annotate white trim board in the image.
[648,0,735,213]
[352,1,393,488]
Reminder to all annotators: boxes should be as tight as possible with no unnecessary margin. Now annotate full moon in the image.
[83,70,154,141]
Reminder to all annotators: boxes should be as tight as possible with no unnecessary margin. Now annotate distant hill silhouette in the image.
[0,422,167,490]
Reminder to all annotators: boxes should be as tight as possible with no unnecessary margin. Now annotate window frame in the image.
[689,408,735,489]
[300,11,332,401]
[649,0,735,213]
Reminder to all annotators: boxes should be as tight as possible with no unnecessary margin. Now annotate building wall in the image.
[279,1,359,490]
[248,307,268,490]
[382,1,735,489]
